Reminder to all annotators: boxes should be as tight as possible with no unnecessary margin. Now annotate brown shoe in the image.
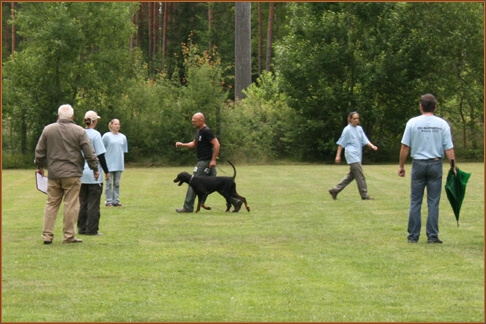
[63,238,83,244]
[328,189,338,200]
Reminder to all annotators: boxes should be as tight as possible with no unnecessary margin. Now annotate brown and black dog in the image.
[173,161,250,213]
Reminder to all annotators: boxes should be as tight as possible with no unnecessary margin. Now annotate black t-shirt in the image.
[195,126,216,161]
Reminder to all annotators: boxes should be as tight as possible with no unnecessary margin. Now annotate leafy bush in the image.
[2,152,33,169]
[220,72,295,164]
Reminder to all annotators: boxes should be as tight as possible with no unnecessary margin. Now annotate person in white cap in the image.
[78,110,110,236]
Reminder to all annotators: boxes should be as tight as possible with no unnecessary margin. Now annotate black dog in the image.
[173,161,250,213]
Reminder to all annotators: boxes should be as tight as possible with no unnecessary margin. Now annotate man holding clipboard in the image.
[35,171,48,194]
[34,104,99,244]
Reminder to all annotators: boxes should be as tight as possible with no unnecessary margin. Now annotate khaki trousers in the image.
[42,177,81,243]
[332,162,369,199]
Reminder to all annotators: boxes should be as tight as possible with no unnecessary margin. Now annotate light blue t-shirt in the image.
[336,124,370,164]
[102,132,128,172]
[81,128,106,184]
[401,115,453,160]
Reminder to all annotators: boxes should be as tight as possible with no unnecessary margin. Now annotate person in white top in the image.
[329,112,378,201]
[102,119,128,207]
[78,110,110,236]
[398,94,455,244]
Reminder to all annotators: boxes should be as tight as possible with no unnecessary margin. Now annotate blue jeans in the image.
[408,159,443,241]
[105,171,123,205]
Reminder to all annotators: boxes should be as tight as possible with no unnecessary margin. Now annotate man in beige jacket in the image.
[35,104,99,244]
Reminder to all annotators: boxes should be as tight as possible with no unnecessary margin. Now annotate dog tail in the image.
[227,161,237,179]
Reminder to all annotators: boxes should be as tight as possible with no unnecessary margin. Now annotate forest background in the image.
[1,2,484,168]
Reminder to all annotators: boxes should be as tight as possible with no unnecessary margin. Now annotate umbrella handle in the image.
[450,159,457,174]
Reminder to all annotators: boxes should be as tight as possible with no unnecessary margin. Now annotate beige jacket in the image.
[35,119,98,179]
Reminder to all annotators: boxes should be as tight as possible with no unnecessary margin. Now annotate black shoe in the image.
[328,189,338,200]
[362,196,374,200]
[408,239,418,243]
[427,238,443,244]
[176,208,192,213]
[44,241,52,245]
[86,232,103,236]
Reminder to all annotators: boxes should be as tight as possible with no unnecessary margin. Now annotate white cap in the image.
[84,110,101,121]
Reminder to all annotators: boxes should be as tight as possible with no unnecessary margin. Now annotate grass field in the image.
[1,163,484,322]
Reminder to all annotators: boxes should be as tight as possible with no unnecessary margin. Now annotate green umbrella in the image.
[445,166,471,227]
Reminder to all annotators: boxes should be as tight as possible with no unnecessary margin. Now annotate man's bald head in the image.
[191,112,206,129]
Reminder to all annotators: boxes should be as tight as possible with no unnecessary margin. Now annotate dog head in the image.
[173,172,191,186]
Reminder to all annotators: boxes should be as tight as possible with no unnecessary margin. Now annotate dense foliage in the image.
[2,2,483,168]
[274,2,484,161]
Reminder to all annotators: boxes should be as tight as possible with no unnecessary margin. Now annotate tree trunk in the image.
[147,2,153,70]
[130,4,137,50]
[235,2,252,101]
[258,3,263,75]
[458,95,466,149]
[162,2,168,68]
[11,2,16,56]
[152,2,158,57]
[265,2,274,72]
[208,2,214,49]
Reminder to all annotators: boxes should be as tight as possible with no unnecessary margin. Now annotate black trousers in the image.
[77,183,103,235]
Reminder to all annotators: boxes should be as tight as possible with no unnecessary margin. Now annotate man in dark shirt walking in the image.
[175,112,241,213]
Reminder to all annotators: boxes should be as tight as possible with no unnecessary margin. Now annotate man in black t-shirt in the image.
[175,113,242,213]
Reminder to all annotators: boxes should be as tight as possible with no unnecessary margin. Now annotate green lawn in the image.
[2,163,484,322]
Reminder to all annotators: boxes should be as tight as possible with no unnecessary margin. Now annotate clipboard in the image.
[36,172,48,194]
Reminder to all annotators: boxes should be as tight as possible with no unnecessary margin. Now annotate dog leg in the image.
[235,193,250,212]
[196,194,211,212]
[195,196,203,213]
[224,198,232,212]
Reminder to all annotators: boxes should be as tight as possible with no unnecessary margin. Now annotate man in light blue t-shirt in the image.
[398,94,456,244]
[329,112,378,200]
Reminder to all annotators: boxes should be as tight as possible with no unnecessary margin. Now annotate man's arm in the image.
[398,144,409,177]
[210,138,220,168]
[335,145,343,164]
[367,142,378,151]
[175,139,196,149]
[445,148,456,172]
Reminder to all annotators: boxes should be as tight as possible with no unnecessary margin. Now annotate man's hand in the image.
[37,168,44,176]
[398,167,406,177]
[335,156,341,164]
[93,171,100,181]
